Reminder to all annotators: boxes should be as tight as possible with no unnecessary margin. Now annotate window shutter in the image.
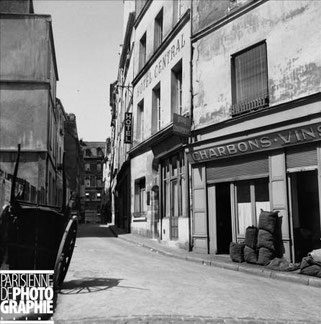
[207,154,269,182]
[286,145,317,169]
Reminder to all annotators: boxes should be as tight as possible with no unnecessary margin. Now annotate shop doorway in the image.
[215,183,232,254]
[290,171,321,262]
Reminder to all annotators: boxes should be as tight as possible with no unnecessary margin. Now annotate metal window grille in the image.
[231,42,269,116]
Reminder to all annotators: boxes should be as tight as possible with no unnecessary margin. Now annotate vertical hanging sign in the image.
[124,112,133,144]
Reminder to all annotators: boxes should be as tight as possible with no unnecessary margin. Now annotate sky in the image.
[33,0,124,142]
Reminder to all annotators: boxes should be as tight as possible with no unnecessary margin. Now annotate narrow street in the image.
[53,224,321,324]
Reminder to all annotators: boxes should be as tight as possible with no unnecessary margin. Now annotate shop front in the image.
[188,122,321,262]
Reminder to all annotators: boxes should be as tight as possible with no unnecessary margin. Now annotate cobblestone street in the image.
[53,224,321,324]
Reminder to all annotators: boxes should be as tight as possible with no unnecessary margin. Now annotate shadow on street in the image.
[76,224,116,238]
[58,277,121,295]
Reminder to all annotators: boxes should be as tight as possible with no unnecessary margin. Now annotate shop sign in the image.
[173,113,191,136]
[188,122,321,163]
[124,112,132,144]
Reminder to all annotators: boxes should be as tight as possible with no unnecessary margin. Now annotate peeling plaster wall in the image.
[0,85,48,150]
[193,0,321,129]
[0,16,49,81]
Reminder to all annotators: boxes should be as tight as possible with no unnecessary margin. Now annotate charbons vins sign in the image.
[188,123,321,163]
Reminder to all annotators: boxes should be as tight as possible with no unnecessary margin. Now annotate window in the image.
[173,0,181,25]
[90,176,96,187]
[152,83,161,134]
[137,99,144,141]
[139,33,146,70]
[97,163,102,172]
[85,163,90,171]
[154,8,163,51]
[85,149,91,157]
[135,178,146,214]
[85,176,90,187]
[236,178,270,236]
[90,163,96,172]
[171,60,183,115]
[231,41,269,116]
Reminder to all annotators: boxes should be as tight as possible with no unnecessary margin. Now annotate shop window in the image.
[154,8,163,51]
[135,177,146,214]
[171,60,183,116]
[231,41,269,116]
[137,99,144,141]
[139,33,146,71]
[152,83,161,134]
[236,178,270,236]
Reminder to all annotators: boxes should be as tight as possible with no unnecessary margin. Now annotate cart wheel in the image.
[54,216,78,289]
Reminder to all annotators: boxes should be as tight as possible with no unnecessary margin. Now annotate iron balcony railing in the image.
[231,93,269,116]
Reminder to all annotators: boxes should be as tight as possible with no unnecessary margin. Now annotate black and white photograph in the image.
[1,0,321,323]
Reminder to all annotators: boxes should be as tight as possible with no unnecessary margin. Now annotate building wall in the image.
[0,11,60,206]
[189,0,321,261]
[192,0,321,129]
[0,15,49,81]
[130,0,191,245]
[133,22,191,138]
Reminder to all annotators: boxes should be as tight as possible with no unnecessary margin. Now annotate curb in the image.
[109,226,321,288]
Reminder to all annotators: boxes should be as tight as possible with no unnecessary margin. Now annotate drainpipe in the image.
[188,2,194,252]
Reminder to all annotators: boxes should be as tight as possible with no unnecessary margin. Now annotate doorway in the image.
[290,171,321,262]
[215,183,232,254]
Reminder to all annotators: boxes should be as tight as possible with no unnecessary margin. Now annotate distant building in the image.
[0,0,62,206]
[82,142,105,223]
[102,138,112,224]
[64,113,84,220]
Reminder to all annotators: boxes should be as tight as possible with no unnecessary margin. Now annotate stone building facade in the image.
[189,0,321,261]
[110,0,321,262]
[0,0,62,206]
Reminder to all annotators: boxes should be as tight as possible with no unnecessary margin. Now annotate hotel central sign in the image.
[135,31,186,99]
[188,123,321,163]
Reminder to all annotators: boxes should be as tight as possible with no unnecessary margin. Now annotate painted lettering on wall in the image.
[136,33,185,98]
[189,123,321,163]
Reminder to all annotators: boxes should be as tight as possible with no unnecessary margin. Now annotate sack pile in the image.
[229,210,284,266]
[257,210,283,265]
[244,226,258,264]
[300,249,321,278]
[229,242,245,263]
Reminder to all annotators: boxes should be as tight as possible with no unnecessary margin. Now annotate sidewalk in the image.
[109,225,321,288]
